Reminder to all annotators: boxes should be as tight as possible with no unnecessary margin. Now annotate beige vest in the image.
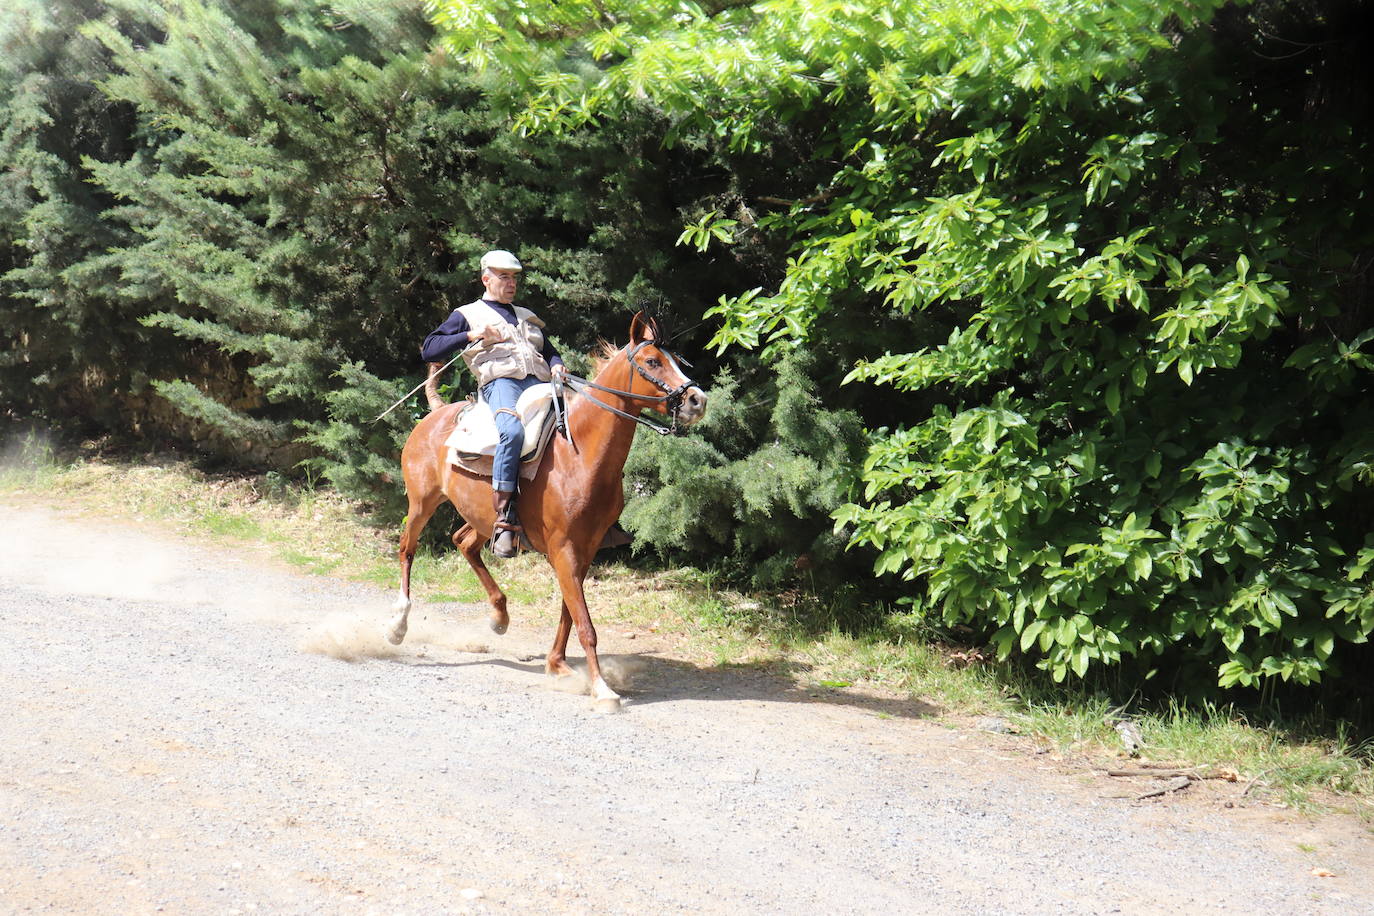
[456,300,553,386]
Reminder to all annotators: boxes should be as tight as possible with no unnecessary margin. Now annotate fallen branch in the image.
[1108,769,1199,778]
[1136,775,1193,800]
[1105,765,1240,782]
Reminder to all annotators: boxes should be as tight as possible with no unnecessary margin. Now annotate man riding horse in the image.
[420,250,568,558]
[395,307,708,710]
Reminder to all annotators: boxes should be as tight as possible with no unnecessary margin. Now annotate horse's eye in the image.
[646,357,662,369]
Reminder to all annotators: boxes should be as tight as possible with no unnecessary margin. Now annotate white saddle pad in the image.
[444,383,557,463]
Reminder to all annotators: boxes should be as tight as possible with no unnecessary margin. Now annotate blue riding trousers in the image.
[481,375,542,493]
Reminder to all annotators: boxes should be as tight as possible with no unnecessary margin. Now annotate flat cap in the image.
[479,249,522,271]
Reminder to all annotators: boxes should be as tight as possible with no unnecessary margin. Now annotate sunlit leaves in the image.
[676,210,739,252]
[423,0,1374,693]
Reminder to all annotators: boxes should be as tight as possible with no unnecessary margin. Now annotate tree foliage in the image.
[8,0,1374,696]
[0,0,146,426]
[3,2,724,471]
[428,0,1374,689]
[1,0,852,587]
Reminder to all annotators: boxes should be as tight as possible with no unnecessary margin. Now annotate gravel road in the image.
[2,500,1371,914]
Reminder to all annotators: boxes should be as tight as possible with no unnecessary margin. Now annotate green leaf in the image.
[1071,646,1090,678]
[1271,591,1298,617]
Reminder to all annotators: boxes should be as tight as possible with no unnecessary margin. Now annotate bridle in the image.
[558,339,698,437]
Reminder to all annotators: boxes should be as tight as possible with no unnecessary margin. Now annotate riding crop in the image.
[373,352,464,422]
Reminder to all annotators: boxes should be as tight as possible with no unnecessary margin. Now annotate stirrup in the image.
[491,518,525,558]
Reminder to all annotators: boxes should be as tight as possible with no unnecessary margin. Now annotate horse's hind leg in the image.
[388,491,442,645]
[453,523,510,635]
[545,601,576,678]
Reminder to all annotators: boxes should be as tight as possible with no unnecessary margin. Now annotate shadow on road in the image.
[398,649,940,721]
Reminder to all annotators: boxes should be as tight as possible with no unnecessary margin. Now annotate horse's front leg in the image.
[549,549,620,711]
[453,523,509,634]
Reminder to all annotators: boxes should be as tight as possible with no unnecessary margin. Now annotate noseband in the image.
[561,339,698,436]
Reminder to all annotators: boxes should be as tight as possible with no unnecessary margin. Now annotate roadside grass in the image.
[0,430,61,490]
[1015,694,1374,813]
[3,444,1371,817]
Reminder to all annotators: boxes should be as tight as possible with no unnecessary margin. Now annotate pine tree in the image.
[0,0,145,427]
[58,0,771,505]
[3,0,869,602]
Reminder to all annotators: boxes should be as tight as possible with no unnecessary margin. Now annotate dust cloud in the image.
[298,607,648,694]
[597,655,647,690]
[0,475,648,696]
[0,506,203,604]
[301,609,492,662]
[547,655,647,693]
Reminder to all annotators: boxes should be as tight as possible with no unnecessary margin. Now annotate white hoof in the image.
[594,697,622,714]
[385,594,410,645]
[592,676,620,703]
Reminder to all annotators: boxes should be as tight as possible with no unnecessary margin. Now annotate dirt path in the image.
[1,501,1371,914]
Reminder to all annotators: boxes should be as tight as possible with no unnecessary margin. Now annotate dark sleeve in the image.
[542,336,564,369]
[419,310,471,362]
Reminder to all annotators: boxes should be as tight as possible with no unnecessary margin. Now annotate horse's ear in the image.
[629,310,660,345]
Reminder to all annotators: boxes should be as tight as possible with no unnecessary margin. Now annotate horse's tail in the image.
[424,362,447,411]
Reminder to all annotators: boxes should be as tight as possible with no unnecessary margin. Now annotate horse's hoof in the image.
[545,659,576,679]
[387,594,410,645]
[489,612,509,635]
[590,675,621,710]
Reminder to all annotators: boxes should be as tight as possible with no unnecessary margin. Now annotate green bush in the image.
[429,0,1374,692]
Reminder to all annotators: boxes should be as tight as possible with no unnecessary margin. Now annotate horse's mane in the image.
[590,339,620,378]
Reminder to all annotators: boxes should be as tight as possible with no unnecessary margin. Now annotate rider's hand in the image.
[551,364,568,383]
[466,326,492,346]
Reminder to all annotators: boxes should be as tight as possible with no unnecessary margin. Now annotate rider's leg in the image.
[482,376,538,558]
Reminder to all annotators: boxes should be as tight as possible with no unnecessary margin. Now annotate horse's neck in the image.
[561,358,640,475]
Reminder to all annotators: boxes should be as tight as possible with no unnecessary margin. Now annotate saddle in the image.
[444,383,560,481]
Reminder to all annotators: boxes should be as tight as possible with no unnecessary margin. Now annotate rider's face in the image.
[482,267,519,303]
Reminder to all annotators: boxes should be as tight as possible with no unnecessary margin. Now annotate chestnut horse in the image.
[387,313,707,710]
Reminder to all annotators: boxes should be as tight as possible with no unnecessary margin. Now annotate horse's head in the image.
[623,311,707,428]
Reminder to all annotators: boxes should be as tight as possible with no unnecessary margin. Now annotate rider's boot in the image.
[492,489,521,559]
